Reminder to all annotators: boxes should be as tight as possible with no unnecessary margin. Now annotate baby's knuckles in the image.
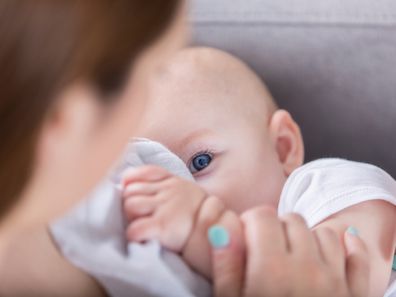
[197,196,226,227]
[126,217,158,242]
[159,176,208,213]
[157,214,192,251]
[153,177,208,251]
[123,198,146,221]
[163,176,206,196]
[121,165,171,186]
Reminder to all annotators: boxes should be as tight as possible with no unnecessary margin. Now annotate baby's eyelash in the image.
[189,149,215,162]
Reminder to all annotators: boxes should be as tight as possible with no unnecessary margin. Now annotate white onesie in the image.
[278,158,396,297]
[50,139,396,297]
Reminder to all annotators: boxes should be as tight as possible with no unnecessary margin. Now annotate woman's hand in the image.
[209,206,369,297]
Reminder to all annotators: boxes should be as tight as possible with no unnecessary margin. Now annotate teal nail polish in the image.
[392,255,396,271]
[346,226,359,237]
[208,225,230,248]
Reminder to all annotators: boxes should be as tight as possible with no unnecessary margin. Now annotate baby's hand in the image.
[122,165,207,252]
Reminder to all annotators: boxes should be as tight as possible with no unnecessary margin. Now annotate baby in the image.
[122,47,396,296]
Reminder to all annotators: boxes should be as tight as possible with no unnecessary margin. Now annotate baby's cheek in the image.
[210,184,253,214]
[235,176,284,213]
[194,168,283,213]
[193,178,232,208]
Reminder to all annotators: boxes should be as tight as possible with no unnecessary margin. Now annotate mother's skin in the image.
[210,206,371,297]
[0,1,185,295]
[0,1,374,296]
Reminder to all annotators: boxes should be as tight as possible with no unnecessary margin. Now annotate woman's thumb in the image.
[208,211,245,297]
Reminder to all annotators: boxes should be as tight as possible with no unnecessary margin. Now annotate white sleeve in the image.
[278,158,396,228]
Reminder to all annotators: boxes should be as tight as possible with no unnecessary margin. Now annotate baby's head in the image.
[137,47,304,213]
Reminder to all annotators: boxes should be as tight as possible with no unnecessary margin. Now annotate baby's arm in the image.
[122,165,230,278]
[313,200,396,297]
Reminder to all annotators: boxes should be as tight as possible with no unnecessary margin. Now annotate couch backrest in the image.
[190,0,396,177]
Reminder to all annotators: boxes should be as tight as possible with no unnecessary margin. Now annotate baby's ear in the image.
[269,110,304,176]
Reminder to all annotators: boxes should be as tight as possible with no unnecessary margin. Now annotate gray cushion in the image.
[189,0,396,177]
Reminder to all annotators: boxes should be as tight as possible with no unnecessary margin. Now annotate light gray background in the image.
[189,0,396,177]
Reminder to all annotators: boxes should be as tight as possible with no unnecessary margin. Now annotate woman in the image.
[0,1,185,295]
[0,1,368,296]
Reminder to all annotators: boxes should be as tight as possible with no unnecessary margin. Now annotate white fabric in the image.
[278,158,396,297]
[279,158,396,227]
[51,140,396,297]
[50,139,210,297]
[387,273,396,297]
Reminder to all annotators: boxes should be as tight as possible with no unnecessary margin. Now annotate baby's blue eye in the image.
[189,153,213,174]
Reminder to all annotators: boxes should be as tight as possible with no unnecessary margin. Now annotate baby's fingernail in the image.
[346,226,359,237]
[208,225,230,249]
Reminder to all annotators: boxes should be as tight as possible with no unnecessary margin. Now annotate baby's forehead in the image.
[158,48,254,89]
[151,47,275,117]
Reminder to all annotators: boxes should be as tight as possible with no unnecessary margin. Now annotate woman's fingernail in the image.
[208,225,230,248]
[346,226,359,237]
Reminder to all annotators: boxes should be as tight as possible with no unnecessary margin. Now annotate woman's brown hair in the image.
[0,0,180,218]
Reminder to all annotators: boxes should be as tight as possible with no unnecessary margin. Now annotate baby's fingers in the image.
[344,228,369,297]
[126,217,161,243]
[123,182,160,197]
[123,196,160,221]
[122,165,171,186]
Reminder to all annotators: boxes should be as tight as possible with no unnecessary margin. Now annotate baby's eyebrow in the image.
[178,128,214,150]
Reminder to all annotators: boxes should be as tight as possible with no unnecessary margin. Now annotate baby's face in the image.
[137,55,287,213]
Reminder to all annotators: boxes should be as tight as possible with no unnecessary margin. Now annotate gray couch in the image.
[190,0,396,177]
